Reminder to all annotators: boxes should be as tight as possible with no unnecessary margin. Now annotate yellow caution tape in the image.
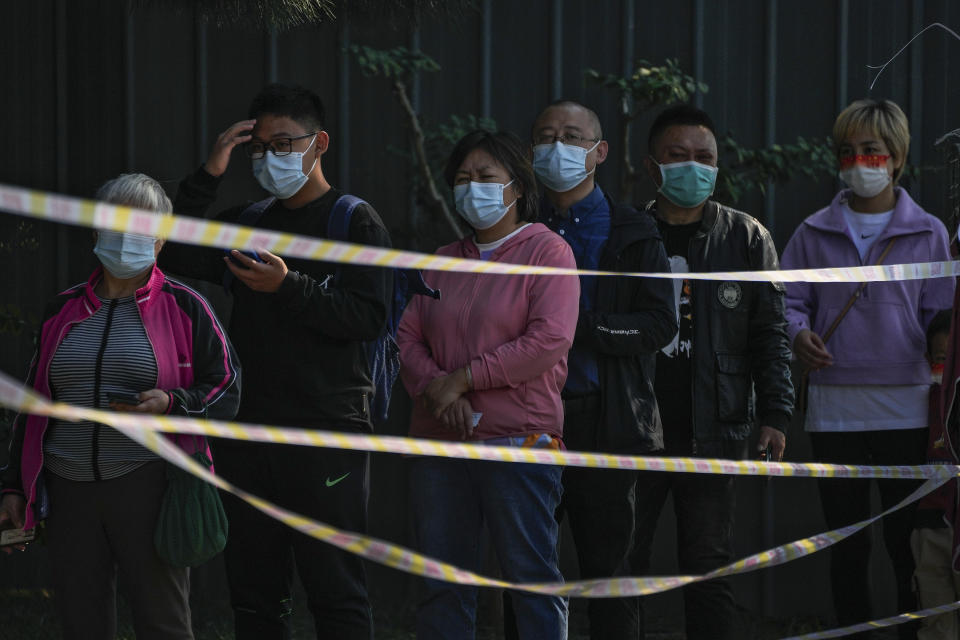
[1,369,957,603]
[783,599,960,639]
[0,371,945,482]
[2,183,959,283]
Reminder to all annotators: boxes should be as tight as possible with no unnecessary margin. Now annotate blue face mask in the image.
[654,159,718,208]
[252,134,318,199]
[93,231,157,279]
[453,180,516,230]
[532,140,601,192]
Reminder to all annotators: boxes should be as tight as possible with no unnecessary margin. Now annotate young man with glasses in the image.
[160,83,391,640]
[516,100,677,638]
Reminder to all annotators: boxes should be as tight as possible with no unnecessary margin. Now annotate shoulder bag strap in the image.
[820,237,898,344]
[798,236,898,412]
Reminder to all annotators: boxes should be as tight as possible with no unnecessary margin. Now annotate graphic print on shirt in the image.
[661,254,693,360]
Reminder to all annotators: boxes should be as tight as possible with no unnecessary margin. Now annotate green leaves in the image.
[715,135,837,204]
[585,57,842,205]
[585,58,708,118]
[346,44,441,79]
[394,113,498,189]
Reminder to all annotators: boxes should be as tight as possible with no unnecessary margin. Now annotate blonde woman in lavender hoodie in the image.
[781,99,953,637]
[398,130,580,640]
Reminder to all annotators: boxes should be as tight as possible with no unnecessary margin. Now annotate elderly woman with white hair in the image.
[0,173,240,639]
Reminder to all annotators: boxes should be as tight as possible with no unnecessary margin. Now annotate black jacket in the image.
[645,199,794,454]
[159,167,392,432]
[572,196,677,453]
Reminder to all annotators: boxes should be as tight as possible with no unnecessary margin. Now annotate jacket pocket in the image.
[714,352,752,422]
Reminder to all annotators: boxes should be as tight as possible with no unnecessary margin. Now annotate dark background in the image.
[3,0,960,635]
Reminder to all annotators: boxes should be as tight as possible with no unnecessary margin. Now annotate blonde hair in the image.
[832,99,910,183]
[95,173,172,214]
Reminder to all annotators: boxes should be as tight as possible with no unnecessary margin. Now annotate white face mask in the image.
[93,231,157,279]
[453,180,516,230]
[252,134,318,199]
[532,140,601,192]
[839,155,892,199]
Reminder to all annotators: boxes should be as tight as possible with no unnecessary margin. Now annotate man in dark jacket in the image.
[160,84,391,640]
[527,100,677,639]
[630,104,794,640]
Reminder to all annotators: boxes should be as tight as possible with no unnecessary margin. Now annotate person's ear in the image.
[594,140,609,165]
[890,153,904,176]
[509,180,522,202]
[316,131,330,155]
[644,155,661,186]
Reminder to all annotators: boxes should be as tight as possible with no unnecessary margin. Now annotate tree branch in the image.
[393,79,464,239]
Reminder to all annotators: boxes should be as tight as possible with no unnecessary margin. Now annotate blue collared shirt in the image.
[542,186,611,394]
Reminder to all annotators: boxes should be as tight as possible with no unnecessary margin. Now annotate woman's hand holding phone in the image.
[0,494,27,553]
[109,389,171,414]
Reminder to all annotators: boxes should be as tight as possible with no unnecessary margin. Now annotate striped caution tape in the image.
[2,182,959,283]
[0,370,944,481]
[1,368,958,606]
[784,600,960,639]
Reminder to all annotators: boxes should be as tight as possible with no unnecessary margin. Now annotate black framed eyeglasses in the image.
[533,132,600,147]
[244,132,319,159]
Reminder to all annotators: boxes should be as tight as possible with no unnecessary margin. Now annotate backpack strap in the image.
[239,197,276,226]
[327,195,367,287]
[327,194,366,242]
[401,269,441,300]
[223,197,275,292]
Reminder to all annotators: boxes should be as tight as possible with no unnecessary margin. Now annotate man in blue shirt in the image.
[526,100,677,639]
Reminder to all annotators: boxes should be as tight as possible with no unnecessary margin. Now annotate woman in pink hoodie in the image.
[398,130,580,639]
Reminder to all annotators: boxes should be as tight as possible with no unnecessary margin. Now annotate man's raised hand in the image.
[205,119,256,178]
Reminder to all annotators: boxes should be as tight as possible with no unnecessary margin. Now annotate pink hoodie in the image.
[398,223,580,442]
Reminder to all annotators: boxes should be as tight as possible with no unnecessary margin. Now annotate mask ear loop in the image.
[648,156,667,189]
[303,133,320,176]
[501,179,518,212]
[581,139,602,180]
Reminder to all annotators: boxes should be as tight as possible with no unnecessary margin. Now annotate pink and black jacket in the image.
[1,265,241,530]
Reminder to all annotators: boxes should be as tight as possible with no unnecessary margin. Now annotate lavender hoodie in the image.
[398,223,579,442]
[781,188,954,386]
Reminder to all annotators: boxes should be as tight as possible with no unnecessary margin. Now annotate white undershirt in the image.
[473,224,531,258]
[841,205,894,261]
[805,384,930,432]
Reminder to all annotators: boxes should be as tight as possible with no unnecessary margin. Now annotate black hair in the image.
[443,130,539,224]
[647,104,717,153]
[248,83,326,132]
[927,309,952,352]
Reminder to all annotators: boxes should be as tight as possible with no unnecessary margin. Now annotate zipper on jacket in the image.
[91,300,118,482]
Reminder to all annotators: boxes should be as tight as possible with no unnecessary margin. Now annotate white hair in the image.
[95,173,172,214]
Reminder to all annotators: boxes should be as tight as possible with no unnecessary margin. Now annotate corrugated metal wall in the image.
[3,0,960,629]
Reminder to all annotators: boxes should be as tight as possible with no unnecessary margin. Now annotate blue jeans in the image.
[409,456,568,640]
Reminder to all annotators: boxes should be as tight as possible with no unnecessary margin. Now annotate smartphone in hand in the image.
[107,391,141,406]
[223,249,263,267]
[0,527,36,547]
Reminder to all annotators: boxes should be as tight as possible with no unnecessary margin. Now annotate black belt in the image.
[561,393,600,415]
